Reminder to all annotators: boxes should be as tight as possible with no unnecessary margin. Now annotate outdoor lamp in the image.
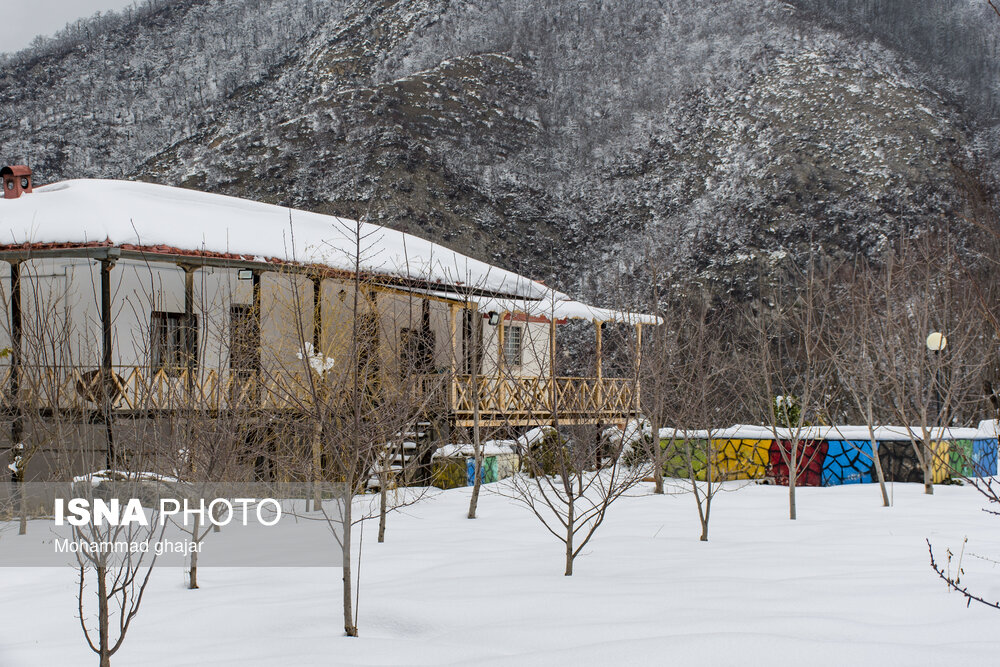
[487,311,500,326]
[926,331,947,352]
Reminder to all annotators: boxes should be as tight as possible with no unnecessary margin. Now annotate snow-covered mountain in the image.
[0,0,994,305]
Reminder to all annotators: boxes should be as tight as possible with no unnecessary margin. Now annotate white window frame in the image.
[503,325,523,367]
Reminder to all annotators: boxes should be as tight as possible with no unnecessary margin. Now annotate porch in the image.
[0,366,639,427]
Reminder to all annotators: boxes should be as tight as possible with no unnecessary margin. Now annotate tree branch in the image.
[927,539,1000,610]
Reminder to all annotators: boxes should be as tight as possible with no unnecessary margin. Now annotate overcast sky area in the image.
[1,0,141,54]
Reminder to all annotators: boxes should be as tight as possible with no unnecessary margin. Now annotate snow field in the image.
[1,480,999,666]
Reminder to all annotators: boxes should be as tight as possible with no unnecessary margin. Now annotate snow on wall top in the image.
[0,179,557,300]
[657,421,1000,442]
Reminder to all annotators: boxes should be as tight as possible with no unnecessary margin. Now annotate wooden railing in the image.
[0,366,639,424]
[449,375,638,425]
[0,366,315,412]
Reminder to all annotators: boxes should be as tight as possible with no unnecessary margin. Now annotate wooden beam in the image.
[0,245,545,303]
[497,316,505,370]
[252,270,263,405]
[594,319,603,409]
[549,314,557,417]
[100,258,116,469]
[449,303,459,416]
[634,323,643,414]
[497,315,506,409]
[9,261,21,467]
[184,266,196,394]
[312,275,323,350]
[310,274,324,510]
[449,304,459,374]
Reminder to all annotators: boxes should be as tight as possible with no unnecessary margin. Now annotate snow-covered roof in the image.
[656,421,1000,442]
[0,179,559,300]
[433,427,554,459]
[412,290,662,325]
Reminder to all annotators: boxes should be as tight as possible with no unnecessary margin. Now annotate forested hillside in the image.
[0,0,994,306]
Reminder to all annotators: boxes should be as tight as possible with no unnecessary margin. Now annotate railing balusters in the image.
[0,366,638,424]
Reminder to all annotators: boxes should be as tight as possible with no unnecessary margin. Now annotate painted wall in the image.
[822,441,874,486]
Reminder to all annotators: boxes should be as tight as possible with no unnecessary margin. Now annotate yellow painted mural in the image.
[711,439,771,481]
[931,440,951,484]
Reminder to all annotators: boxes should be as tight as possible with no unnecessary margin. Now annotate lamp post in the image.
[925,331,947,495]
[926,331,948,425]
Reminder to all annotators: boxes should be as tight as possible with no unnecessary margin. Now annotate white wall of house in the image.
[0,256,557,398]
[481,318,551,379]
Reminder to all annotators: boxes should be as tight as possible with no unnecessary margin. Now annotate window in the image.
[503,325,523,367]
[399,300,435,376]
[400,327,435,375]
[151,311,198,376]
[229,305,259,372]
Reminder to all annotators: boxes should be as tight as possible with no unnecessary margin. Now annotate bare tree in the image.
[268,214,442,635]
[742,253,837,520]
[499,310,646,575]
[873,235,987,494]
[72,463,168,666]
[824,258,893,506]
[655,292,743,540]
[636,265,671,495]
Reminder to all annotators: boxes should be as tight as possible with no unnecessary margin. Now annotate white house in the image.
[0,169,657,478]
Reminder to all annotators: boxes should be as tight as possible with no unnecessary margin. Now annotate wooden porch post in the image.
[549,314,557,420]
[449,303,459,413]
[252,270,262,406]
[101,256,116,470]
[497,315,505,364]
[497,314,506,411]
[312,275,322,351]
[311,274,323,509]
[183,266,196,395]
[634,323,643,415]
[249,269,274,481]
[594,319,603,412]
[9,261,22,476]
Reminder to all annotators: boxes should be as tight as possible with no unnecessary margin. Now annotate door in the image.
[229,304,259,399]
[462,308,482,375]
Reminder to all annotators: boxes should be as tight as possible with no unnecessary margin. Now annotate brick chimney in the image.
[1,165,33,199]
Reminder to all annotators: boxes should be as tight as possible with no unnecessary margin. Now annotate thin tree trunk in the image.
[700,496,711,541]
[342,498,357,636]
[311,419,323,512]
[564,498,574,576]
[924,437,934,495]
[651,420,664,495]
[16,471,26,535]
[468,397,482,519]
[98,565,110,667]
[188,515,199,590]
[870,438,890,507]
[788,462,797,521]
[864,403,890,506]
[378,465,387,543]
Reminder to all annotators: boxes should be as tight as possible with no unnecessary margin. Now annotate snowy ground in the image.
[2,480,999,666]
